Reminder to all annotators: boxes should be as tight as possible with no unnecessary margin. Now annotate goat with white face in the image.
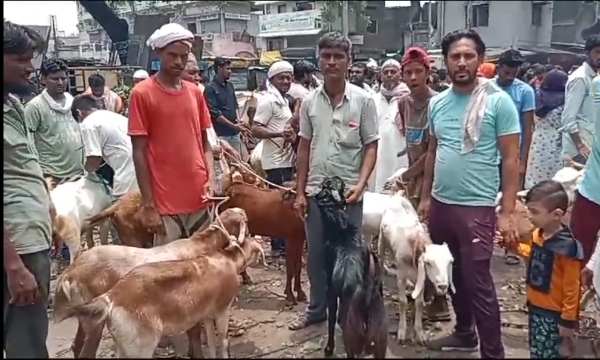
[378,191,454,344]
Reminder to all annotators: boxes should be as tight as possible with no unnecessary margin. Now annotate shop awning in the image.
[260,51,282,66]
[256,29,322,38]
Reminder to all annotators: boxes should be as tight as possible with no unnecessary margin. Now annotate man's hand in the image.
[345,184,365,204]
[6,264,39,306]
[577,143,591,159]
[497,212,518,247]
[212,144,223,160]
[417,198,431,222]
[142,204,165,236]
[582,267,594,290]
[204,178,217,198]
[294,194,308,219]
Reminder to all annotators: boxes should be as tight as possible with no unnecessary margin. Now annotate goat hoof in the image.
[414,333,427,346]
[396,331,407,345]
[241,274,253,285]
[296,290,307,302]
[285,296,297,307]
[324,346,334,358]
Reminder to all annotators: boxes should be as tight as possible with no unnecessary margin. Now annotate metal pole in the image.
[341,1,349,37]
[427,1,432,49]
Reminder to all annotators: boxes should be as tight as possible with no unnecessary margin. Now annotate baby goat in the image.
[71,235,266,358]
[315,177,388,358]
[378,190,454,344]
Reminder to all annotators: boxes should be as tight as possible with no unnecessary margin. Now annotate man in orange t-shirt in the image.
[128,24,215,245]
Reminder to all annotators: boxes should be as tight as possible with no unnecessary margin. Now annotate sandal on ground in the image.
[288,315,326,331]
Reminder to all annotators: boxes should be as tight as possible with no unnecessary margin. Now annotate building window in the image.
[267,38,284,51]
[532,4,543,27]
[187,22,197,34]
[367,19,378,34]
[277,4,286,13]
[265,4,271,14]
[469,3,490,27]
[295,1,313,11]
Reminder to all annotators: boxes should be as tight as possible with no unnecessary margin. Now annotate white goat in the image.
[378,191,454,344]
[49,172,112,262]
[362,168,409,242]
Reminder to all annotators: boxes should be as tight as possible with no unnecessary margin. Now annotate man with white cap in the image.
[132,69,149,87]
[251,60,297,255]
[128,23,216,259]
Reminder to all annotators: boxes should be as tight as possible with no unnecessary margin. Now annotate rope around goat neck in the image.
[223,151,296,194]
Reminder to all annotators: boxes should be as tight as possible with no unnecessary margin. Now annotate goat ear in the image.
[448,262,456,294]
[411,256,426,300]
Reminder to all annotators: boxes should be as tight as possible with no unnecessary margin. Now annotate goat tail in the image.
[85,202,119,226]
[70,295,111,326]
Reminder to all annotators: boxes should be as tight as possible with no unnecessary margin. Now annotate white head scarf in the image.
[147,23,194,50]
[382,59,401,71]
[268,60,293,79]
[133,69,149,79]
[266,61,293,105]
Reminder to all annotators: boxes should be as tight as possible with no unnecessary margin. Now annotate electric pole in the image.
[341,1,349,37]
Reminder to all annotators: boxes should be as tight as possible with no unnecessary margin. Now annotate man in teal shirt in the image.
[571,34,600,265]
[3,20,53,358]
[418,29,521,359]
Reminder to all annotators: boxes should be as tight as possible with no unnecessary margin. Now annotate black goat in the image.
[315,176,388,358]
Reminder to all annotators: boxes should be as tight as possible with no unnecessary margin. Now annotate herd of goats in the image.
[47,147,586,358]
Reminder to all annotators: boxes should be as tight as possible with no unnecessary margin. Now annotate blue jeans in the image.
[265,167,294,252]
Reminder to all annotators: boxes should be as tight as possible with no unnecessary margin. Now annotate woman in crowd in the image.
[525,69,568,189]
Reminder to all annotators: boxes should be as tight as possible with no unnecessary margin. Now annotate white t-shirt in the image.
[254,92,296,170]
[287,82,310,100]
[80,110,138,198]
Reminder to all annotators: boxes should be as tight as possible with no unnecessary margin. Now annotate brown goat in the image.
[54,208,248,358]
[71,236,265,358]
[220,174,306,305]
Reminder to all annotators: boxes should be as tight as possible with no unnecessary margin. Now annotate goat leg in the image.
[77,318,104,358]
[289,237,306,302]
[241,270,252,285]
[203,319,218,358]
[71,324,85,358]
[324,284,337,358]
[186,323,205,358]
[413,297,426,345]
[214,310,231,359]
[284,252,297,305]
[396,275,408,344]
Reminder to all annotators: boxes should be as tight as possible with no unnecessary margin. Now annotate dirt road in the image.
[47,247,597,358]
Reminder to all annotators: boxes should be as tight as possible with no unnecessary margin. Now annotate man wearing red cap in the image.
[396,46,451,323]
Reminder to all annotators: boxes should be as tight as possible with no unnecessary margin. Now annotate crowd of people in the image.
[3,16,600,359]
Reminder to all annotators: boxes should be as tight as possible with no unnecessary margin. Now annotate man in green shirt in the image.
[25,58,84,183]
[4,20,54,358]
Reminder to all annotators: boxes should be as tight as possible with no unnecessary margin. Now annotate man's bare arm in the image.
[498,134,520,215]
[296,137,310,195]
[4,227,26,272]
[357,142,378,189]
[84,156,103,173]
[131,136,155,207]
[201,130,215,183]
[419,135,438,201]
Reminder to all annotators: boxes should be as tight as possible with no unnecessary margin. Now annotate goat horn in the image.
[237,221,247,244]
[259,247,267,266]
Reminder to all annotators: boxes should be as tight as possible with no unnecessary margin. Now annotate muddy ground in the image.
[48,246,598,359]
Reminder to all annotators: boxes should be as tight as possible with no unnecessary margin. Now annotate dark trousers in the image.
[265,167,294,251]
[3,250,51,358]
[96,162,114,188]
[571,191,600,265]
[428,197,505,359]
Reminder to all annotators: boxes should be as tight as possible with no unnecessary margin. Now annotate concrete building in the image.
[438,1,554,49]
[552,0,600,48]
[254,0,391,60]
[77,1,254,50]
